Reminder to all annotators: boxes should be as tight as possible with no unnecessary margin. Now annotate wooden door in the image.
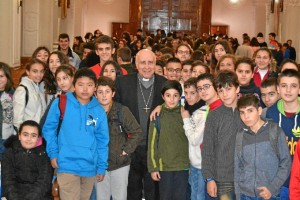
[112,23,130,40]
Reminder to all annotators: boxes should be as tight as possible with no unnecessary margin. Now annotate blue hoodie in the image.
[43,92,109,176]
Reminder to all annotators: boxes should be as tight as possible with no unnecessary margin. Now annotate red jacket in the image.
[253,67,277,87]
[290,143,300,200]
[90,64,128,78]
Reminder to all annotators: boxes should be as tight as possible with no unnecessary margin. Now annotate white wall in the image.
[82,0,129,36]
[211,0,258,43]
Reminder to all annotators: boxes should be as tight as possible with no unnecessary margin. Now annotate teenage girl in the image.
[100,60,124,81]
[0,62,15,159]
[44,51,69,104]
[253,47,277,87]
[210,40,233,75]
[13,58,46,130]
[32,46,50,64]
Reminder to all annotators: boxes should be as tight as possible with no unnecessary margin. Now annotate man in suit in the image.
[115,49,167,200]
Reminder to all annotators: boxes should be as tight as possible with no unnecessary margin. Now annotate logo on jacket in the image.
[292,127,300,138]
[86,115,98,126]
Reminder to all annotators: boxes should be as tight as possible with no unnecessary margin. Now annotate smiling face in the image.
[49,54,61,75]
[26,63,45,83]
[278,76,300,103]
[19,125,39,150]
[56,71,74,92]
[96,43,115,63]
[175,45,191,62]
[197,79,218,104]
[136,50,156,79]
[255,50,271,70]
[219,58,235,72]
[74,77,96,105]
[162,88,181,109]
[166,62,182,81]
[59,38,70,51]
[191,65,206,78]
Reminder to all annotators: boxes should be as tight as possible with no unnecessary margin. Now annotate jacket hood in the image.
[277,98,300,116]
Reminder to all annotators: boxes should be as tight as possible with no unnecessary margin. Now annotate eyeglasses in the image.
[197,84,212,92]
[167,68,182,73]
[177,50,190,55]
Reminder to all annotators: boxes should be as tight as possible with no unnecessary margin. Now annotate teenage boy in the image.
[235,57,261,101]
[43,69,109,200]
[181,59,193,83]
[235,94,291,199]
[266,69,300,199]
[95,76,142,200]
[58,33,81,69]
[90,35,127,78]
[165,57,182,81]
[202,70,243,199]
[260,77,280,108]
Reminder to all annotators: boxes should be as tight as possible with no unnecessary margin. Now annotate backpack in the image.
[19,84,29,107]
[114,102,129,139]
[236,122,280,159]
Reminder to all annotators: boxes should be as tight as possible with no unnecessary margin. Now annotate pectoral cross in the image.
[143,106,150,113]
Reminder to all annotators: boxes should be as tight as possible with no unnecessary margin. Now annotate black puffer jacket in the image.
[1,136,53,200]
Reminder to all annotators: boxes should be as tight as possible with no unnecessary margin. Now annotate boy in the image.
[235,57,261,101]
[58,33,81,69]
[235,94,291,199]
[90,35,127,78]
[260,77,280,108]
[202,70,243,199]
[165,57,182,81]
[181,59,193,83]
[148,80,189,200]
[266,69,300,199]
[43,68,109,200]
[95,76,142,200]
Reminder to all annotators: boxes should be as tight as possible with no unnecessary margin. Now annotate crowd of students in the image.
[0,28,300,200]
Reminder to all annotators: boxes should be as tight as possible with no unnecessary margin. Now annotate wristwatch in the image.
[205,177,214,182]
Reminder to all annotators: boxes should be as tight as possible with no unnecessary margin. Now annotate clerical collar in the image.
[138,74,154,89]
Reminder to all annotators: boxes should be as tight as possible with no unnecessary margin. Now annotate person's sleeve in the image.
[13,86,26,130]
[147,120,159,172]
[24,150,53,199]
[122,106,142,154]
[95,110,109,175]
[201,112,217,179]
[183,109,206,146]
[1,149,19,199]
[266,128,291,195]
[234,131,242,200]
[42,99,60,160]
[290,139,300,200]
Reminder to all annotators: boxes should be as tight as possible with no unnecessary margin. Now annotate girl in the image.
[32,46,50,64]
[95,77,142,200]
[13,58,46,130]
[210,40,233,75]
[100,60,124,81]
[148,80,189,200]
[0,62,15,159]
[44,51,69,104]
[1,120,53,200]
[55,65,75,93]
[253,47,277,87]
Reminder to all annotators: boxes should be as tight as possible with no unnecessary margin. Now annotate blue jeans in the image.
[240,193,280,200]
[189,165,206,200]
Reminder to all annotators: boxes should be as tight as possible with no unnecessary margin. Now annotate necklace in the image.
[138,78,154,113]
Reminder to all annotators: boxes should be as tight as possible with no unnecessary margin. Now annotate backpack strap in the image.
[115,102,128,139]
[269,123,280,158]
[235,128,244,161]
[154,115,161,147]
[57,94,67,136]
[19,84,29,107]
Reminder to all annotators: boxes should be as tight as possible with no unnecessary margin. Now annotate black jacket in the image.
[1,136,53,200]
